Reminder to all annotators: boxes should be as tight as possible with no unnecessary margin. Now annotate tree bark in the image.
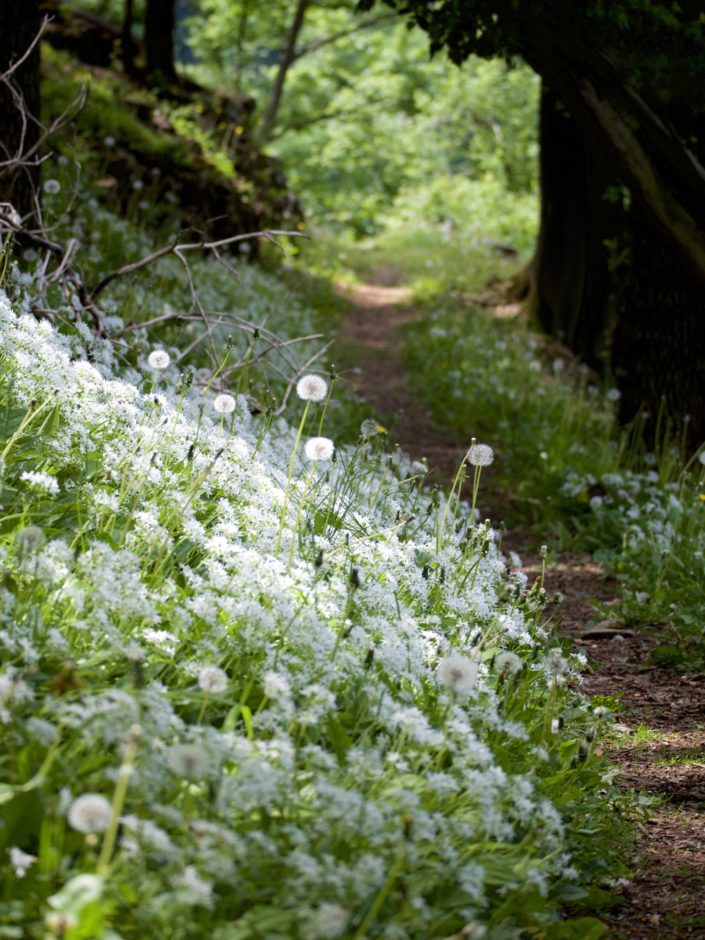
[144,0,176,84]
[611,207,705,445]
[530,85,620,367]
[259,0,310,143]
[523,31,705,440]
[0,0,41,220]
[122,0,135,75]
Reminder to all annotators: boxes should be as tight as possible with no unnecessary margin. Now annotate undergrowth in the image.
[0,153,634,937]
[403,291,705,665]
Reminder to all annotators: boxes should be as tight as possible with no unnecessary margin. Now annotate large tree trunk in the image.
[524,41,705,444]
[612,215,705,448]
[0,0,41,220]
[530,86,620,368]
[144,0,176,84]
[122,0,136,75]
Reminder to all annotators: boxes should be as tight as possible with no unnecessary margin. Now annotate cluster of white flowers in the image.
[0,291,608,937]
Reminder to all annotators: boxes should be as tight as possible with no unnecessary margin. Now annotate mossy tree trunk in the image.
[0,0,41,220]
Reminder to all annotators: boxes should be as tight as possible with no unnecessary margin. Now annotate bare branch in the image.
[89,229,310,300]
[0,16,49,82]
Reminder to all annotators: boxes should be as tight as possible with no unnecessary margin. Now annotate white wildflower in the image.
[306,903,350,939]
[174,865,213,907]
[68,793,112,833]
[198,666,228,694]
[296,374,328,402]
[437,654,479,697]
[467,443,494,467]
[9,846,37,877]
[304,436,335,462]
[147,349,171,370]
[20,470,59,495]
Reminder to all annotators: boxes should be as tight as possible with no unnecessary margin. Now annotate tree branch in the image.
[292,12,396,60]
[89,230,310,300]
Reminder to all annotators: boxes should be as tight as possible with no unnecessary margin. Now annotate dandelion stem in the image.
[96,726,141,876]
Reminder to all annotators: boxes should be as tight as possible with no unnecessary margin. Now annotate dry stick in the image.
[89,230,310,300]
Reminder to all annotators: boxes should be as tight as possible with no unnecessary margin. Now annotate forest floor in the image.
[335,269,705,940]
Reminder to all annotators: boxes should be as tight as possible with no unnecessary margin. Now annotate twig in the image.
[89,229,310,300]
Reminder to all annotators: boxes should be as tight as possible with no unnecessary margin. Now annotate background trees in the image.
[360,0,705,440]
[5,0,705,441]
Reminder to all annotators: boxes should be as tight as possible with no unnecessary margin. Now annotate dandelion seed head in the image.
[67,793,112,833]
[167,742,209,780]
[304,436,334,462]
[494,651,522,677]
[296,374,328,402]
[148,349,170,370]
[14,525,46,555]
[437,653,479,697]
[467,443,494,467]
[213,393,236,415]
[198,665,228,694]
[360,418,380,438]
[43,179,61,195]
[606,387,621,402]
[263,670,291,700]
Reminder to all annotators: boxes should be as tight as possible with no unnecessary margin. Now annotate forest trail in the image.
[335,272,705,940]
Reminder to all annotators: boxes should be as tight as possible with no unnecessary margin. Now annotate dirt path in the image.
[336,272,705,939]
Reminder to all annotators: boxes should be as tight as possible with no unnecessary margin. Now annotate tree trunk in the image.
[122,0,135,75]
[144,0,176,84]
[530,85,620,367]
[611,216,705,448]
[0,0,41,220]
[259,0,310,143]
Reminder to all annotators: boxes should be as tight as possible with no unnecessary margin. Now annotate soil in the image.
[335,271,705,940]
